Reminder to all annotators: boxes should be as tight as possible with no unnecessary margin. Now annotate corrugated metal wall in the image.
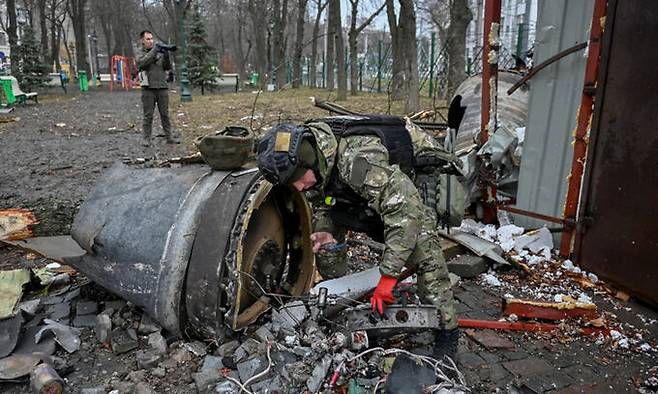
[513,0,594,229]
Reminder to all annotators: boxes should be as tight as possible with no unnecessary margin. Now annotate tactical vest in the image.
[309,115,416,240]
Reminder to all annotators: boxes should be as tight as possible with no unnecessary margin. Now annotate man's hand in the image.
[370,275,397,315]
[310,232,337,253]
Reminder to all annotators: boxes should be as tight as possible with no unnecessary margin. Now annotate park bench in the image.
[0,76,38,104]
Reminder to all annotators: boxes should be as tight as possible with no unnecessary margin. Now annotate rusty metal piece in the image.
[506,42,588,96]
[30,363,63,394]
[502,298,598,321]
[497,205,565,225]
[342,304,441,338]
[458,318,607,336]
[559,0,607,256]
[0,209,38,241]
[573,0,658,307]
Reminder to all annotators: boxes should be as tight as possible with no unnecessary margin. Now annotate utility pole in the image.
[177,0,192,102]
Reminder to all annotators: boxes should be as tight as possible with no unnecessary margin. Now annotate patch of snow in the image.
[482,273,502,287]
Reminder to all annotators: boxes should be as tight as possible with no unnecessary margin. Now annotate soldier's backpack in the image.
[308,115,466,230]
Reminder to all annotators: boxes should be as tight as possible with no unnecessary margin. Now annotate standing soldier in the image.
[137,30,177,146]
[256,115,464,359]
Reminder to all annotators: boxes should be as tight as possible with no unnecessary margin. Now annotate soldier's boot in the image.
[417,266,459,362]
[165,133,180,144]
[433,328,459,362]
[142,130,152,147]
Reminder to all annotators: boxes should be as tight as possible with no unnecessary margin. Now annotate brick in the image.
[458,352,487,370]
[502,357,552,378]
[465,329,515,349]
[500,348,530,361]
[447,254,488,278]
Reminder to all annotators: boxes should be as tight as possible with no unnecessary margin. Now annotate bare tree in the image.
[271,0,288,89]
[309,0,327,88]
[248,0,268,88]
[445,0,471,98]
[326,0,345,98]
[37,0,49,65]
[291,0,307,88]
[324,0,335,90]
[0,0,20,75]
[67,0,90,75]
[385,0,419,111]
[46,0,66,72]
[347,0,384,95]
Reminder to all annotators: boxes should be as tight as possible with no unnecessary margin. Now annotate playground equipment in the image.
[110,55,138,91]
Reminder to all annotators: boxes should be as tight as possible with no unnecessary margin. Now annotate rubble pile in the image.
[455,218,658,357]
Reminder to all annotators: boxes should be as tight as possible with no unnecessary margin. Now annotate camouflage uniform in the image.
[305,120,458,330]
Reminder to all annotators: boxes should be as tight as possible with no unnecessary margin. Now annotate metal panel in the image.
[576,0,658,306]
[513,0,594,229]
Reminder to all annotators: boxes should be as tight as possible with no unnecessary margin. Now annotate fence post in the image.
[322,51,326,89]
[429,32,435,98]
[377,40,382,93]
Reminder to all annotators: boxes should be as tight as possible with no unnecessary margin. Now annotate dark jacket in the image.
[137,47,171,89]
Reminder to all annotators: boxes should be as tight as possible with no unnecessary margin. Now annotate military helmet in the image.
[257,124,318,185]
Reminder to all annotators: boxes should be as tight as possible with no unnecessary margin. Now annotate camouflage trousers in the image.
[315,219,457,330]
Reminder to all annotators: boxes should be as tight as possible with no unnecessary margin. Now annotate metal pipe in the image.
[506,42,588,96]
[560,0,607,257]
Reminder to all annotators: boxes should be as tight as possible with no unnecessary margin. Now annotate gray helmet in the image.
[256,124,317,185]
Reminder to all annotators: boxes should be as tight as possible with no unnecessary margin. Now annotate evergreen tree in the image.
[186,8,218,94]
[16,26,49,92]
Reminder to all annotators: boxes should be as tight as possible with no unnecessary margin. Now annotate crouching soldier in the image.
[256,115,465,359]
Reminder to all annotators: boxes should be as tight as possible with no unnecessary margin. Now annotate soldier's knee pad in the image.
[315,248,348,279]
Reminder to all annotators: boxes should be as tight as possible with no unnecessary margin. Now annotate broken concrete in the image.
[306,355,332,392]
[110,329,138,354]
[447,254,488,278]
[94,314,112,343]
[147,331,167,355]
[136,349,163,369]
[76,301,98,316]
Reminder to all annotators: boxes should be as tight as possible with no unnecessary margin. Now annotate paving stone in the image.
[465,329,515,349]
[502,357,552,378]
[63,287,81,302]
[447,254,488,278]
[194,356,238,392]
[216,340,240,357]
[214,380,240,393]
[234,338,261,363]
[458,352,487,370]
[110,329,138,354]
[76,301,98,315]
[271,300,309,329]
[499,348,531,361]
[95,314,112,343]
[250,376,285,394]
[42,296,65,306]
[455,301,473,314]
[306,355,332,393]
[73,314,98,328]
[136,349,163,369]
[478,351,502,364]
[563,364,603,384]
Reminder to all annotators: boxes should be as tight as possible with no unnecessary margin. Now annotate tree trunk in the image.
[334,0,346,101]
[248,0,268,89]
[272,0,288,89]
[309,0,326,88]
[325,0,337,90]
[385,0,404,100]
[68,0,91,76]
[38,0,49,66]
[60,22,74,74]
[6,0,19,76]
[291,0,307,88]
[348,1,384,96]
[399,0,418,112]
[446,0,472,99]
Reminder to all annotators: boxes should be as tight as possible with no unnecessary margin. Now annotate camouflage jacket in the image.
[306,120,454,277]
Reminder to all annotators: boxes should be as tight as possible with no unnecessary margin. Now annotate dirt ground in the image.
[0,87,656,394]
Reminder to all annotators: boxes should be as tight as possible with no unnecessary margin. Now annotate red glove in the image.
[370,275,398,315]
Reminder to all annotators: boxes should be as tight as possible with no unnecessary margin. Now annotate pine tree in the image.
[186,7,219,94]
[17,26,49,92]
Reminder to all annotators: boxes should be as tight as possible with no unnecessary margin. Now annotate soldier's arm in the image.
[337,136,424,277]
[136,48,158,70]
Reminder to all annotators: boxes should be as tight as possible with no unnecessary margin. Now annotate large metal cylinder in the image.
[65,163,314,339]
